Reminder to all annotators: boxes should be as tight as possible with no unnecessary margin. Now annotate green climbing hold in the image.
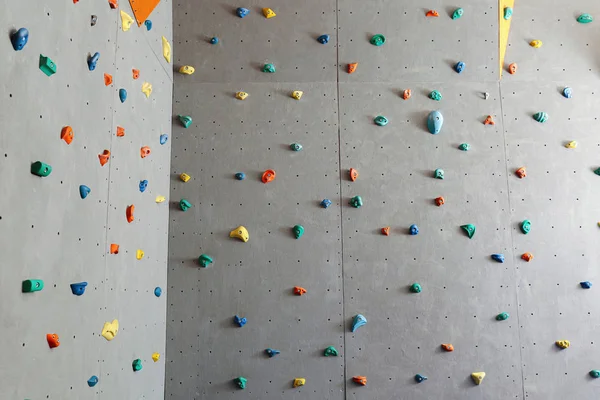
[235,376,247,389]
[533,112,548,123]
[434,168,444,179]
[374,116,388,126]
[461,224,476,239]
[22,279,44,293]
[590,370,600,378]
[132,359,143,372]
[594,167,600,176]
[370,34,386,46]
[178,115,192,128]
[459,143,470,151]
[262,63,276,73]
[349,196,363,208]
[521,220,531,234]
[293,225,304,239]
[179,198,192,211]
[198,254,213,268]
[496,312,509,321]
[504,7,513,20]
[31,161,52,177]
[290,143,303,151]
[578,13,593,24]
[39,54,57,76]
[429,90,442,101]
[324,346,339,357]
[452,8,464,20]
[410,283,422,293]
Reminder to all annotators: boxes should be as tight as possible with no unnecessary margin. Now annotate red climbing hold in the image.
[347,63,358,74]
[108,0,118,9]
[98,150,110,166]
[402,89,411,100]
[116,126,125,137]
[261,169,276,183]
[441,343,454,352]
[349,168,359,182]
[521,252,534,262]
[484,115,495,125]
[426,10,439,17]
[126,205,135,223]
[508,63,518,75]
[47,333,60,348]
[515,167,526,179]
[132,69,140,79]
[104,73,113,86]
[110,244,119,254]
[61,126,74,144]
[352,376,367,386]
[293,286,307,295]
[381,226,390,236]
[435,196,445,206]
[140,146,151,158]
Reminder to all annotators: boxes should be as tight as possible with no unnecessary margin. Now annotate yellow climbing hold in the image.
[120,10,134,31]
[141,82,153,98]
[155,196,166,203]
[471,372,486,385]
[530,40,543,48]
[180,173,191,182]
[556,340,570,349]
[136,249,144,260]
[565,141,577,149]
[293,378,305,387]
[291,91,303,100]
[263,8,276,18]
[152,353,160,362]
[162,36,171,63]
[178,66,195,75]
[235,91,249,100]
[230,226,249,242]
[101,319,119,341]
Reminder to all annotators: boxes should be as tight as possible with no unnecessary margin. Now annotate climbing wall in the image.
[1,1,172,399]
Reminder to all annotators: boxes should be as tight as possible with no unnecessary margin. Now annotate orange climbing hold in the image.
[402,89,411,100]
[347,63,358,74]
[293,286,307,296]
[508,63,518,75]
[349,168,359,182]
[108,0,118,9]
[140,146,151,158]
[426,10,439,17]
[435,196,445,206]
[46,333,60,349]
[521,252,534,262]
[132,69,140,79]
[441,343,454,352]
[98,150,110,166]
[104,73,113,86]
[116,126,125,137]
[515,167,527,179]
[381,226,390,236]
[352,376,367,386]
[126,205,135,223]
[261,169,276,183]
[110,244,119,254]
[61,126,73,144]
[484,115,495,125]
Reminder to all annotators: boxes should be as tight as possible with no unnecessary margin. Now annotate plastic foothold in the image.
[452,8,464,19]
[110,244,119,254]
[484,115,495,125]
[141,82,152,98]
[555,340,570,349]
[230,226,249,242]
[533,112,548,123]
[39,54,57,76]
[235,376,247,389]
[595,168,600,176]
[139,180,148,192]
[262,63,276,73]
[349,196,363,208]
[351,314,367,332]
[349,168,359,181]
[347,63,358,73]
[515,167,527,179]
[352,376,367,386]
[521,252,534,262]
[427,110,444,134]
[46,334,60,349]
[132,359,142,372]
[508,63,518,75]
[435,196,445,206]
[496,312,509,321]
[434,168,444,179]
[70,282,87,296]
[160,134,168,145]
[426,10,439,17]
[454,61,465,73]
[180,173,191,183]
[402,89,411,100]
[179,66,195,75]
[91,15,98,26]
[459,143,470,151]
[580,281,592,289]
[265,348,280,357]
[321,199,332,208]
[152,353,160,362]
[262,8,276,18]
[143,19,152,30]
[210,37,219,44]
[119,88,127,103]
[235,172,246,180]
[491,254,505,263]
[291,90,303,100]
[116,126,125,137]
[22,279,44,293]
[11,28,29,51]
[441,343,454,352]
[198,254,213,268]
[60,126,74,144]
[155,196,166,203]
[234,315,247,327]
[504,7,513,20]
[140,146,151,158]
[563,87,572,98]
[484,92,490,100]
[293,225,305,239]
[565,140,577,148]
[471,372,485,385]
[108,0,118,9]
[409,224,419,235]
[324,346,339,356]
[178,115,193,128]
[179,199,192,211]
[236,7,250,18]
[162,36,171,63]
[154,287,162,297]
[370,34,386,46]
[590,370,600,378]
[293,286,307,295]
[87,376,98,387]
[530,40,543,48]
[31,161,52,177]
[120,10,134,31]
[235,91,249,100]
[429,90,442,101]
[415,374,428,383]
[461,224,476,238]
[293,378,305,388]
[382,226,391,236]
[521,220,531,234]
[126,205,135,223]
[317,34,330,44]
[262,169,276,183]
[104,73,113,86]
[578,13,593,23]
[136,249,144,260]
[374,116,389,126]
[410,283,422,293]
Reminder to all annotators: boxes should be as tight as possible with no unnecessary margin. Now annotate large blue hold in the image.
[139,180,148,193]
[351,314,367,332]
[87,375,99,387]
[236,7,250,18]
[88,52,100,71]
[317,34,330,44]
[79,185,91,199]
[160,134,168,145]
[70,282,88,296]
[427,110,443,134]
[119,88,127,103]
[265,348,280,357]
[454,61,465,74]
[234,315,247,327]
[581,281,592,289]
[11,28,29,51]
[491,254,505,263]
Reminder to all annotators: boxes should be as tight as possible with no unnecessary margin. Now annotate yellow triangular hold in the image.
[162,36,171,63]
[101,319,119,341]
[120,10,134,31]
[263,8,276,18]
[141,82,153,98]
[499,0,515,79]
[152,352,160,362]
[471,372,486,385]
[155,196,166,203]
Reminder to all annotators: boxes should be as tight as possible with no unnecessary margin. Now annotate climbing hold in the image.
[351,314,367,332]
[374,116,389,126]
[290,143,303,151]
[210,37,219,44]
[104,73,113,86]
[235,172,245,180]
[87,52,101,73]
[508,63,518,75]
[87,376,98,387]
[471,372,485,385]
[136,249,144,260]
[179,66,195,75]
[180,173,191,182]
[70,282,87,296]
[402,89,411,100]
[427,111,444,134]
[155,196,166,203]
[317,34,330,44]
[236,7,249,18]
[434,168,444,179]
[91,15,98,26]
[291,90,303,100]
[293,225,305,239]
[319,198,333,209]
[152,353,160,362]
[198,254,213,268]
[324,346,338,356]
[484,92,490,100]
[461,224,476,239]
[61,126,74,144]
[234,315,247,327]
[120,10,134,31]
[261,169,276,183]
[590,370,600,378]
[39,54,57,76]
[349,196,363,208]
[521,220,531,234]
[454,61,465,73]
[235,376,247,389]
[484,115,495,125]
[555,340,570,349]
[435,197,445,206]
[352,376,367,386]
[101,319,119,341]
[108,0,118,9]
[230,226,249,242]
[47,334,60,349]
[565,140,577,149]
[119,88,127,103]
[262,63,276,73]
[530,40,543,48]
[116,126,125,137]
[110,244,119,254]
[140,146,151,158]
[410,283,422,293]
[496,312,509,321]
[262,8,276,18]
[580,281,592,289]
[265,348,280,357]
[293,378,306,388]
[10,28,29,51]
[409,224,419,235]
[144,20,152,30]
[381,226,390,236]
[521,252,534,262]
[504,7,513,20]
[162,36,171,63]
[370,34,386,46]
[31,161,52,177]
[563,87,572,98]
[22,279,44,293]
[160,134,168,145]
[515,167,526,179]
[441,343,454,352]
[154,287,162,297]
[132,359,143,372]
[235,91,249,100]
[178,115,193,128]
[349,168,359,181]
[139,180,148,192]
[179,199,192,211]
[459,143,470,151]
[452,8,464,19]
[141,82,153,98]
[578,13,593,24]
[595,168,600,176]
[429,90,442,101]
[347,63,358,74]
[293,286,307,295]
[126,205,135,223]
[533,112,548,123]
[426,10,439,17]
[97,150,110,166]
[415,374,428,383]
[491,254,505,263]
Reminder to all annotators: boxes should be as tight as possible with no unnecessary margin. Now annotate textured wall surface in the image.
[0,1,172,399]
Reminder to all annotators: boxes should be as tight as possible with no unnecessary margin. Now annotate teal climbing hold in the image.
[429,90,442,101]
[594,168,600,176]
[87,375,99,387]
[178,115,192,128]
[415,374,428,383]
[324,346,339,356]
[461,224,476,238]
[427,111,443,134]
[434,168,444,179]
[31,161,52,177]
[290,143,303,151]
[39,55,57,76]
[349,195,363,208]
[79,185,91,199]
[198,254,213,268]
[179,199,192,211]
[132,359,143,372]
[351,314,367,332]
[590,370,600,378]
[504,7,513,20]
[235,376,247,389]
[496,312,509,321]
[262,63,276,73]
[459,143,470,151]
[578,13,593,24]
[521,220,531,234]
[370,34,385,46]
[293,225,305,239]
[452,8,463,20]
[374,116,388,126]
[410,283,422,293]
[533,112,548,123]
[22,279,44,293]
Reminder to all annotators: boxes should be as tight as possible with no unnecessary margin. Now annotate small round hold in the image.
[374,116,388,126]
[317,34,330,44]
[410,283,422,293]
[235,172,246,180]
[409,224,419,235]
[154,287,162,297]
[414,374,428,383]
[370,34,386,46]
[261,169,276,183]
[563,87,572,98]
[321,199,332,208]
[290,143,303,151]
[459,143,470,151]
[454,61,465,74]
[530,40,543,48]
[210,37,219,44]
[429,90,442,101]
[508,62,518,75]
[590,370,600,378]
[496,312,509,321]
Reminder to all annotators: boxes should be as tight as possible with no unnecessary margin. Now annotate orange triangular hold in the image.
[116,126,125,137]
[484,115,495,125]
[347,63,358,74]
[293,286,307,295]
[381,227,390,236]
[104,73,113,86]
[129,0,161,26]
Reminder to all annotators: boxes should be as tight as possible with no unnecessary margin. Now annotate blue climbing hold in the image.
[160,134,168,145]
[351,314,367,332]
[79,185,91,199]
[119,88,127,103]
[236,7,250,18]
[235,172,246,180]
[88,52,100,71]
[234,315,247,327]
[491,254,505,263]
[321,199,332,208]
[210,37,219,44]
[317,34,330,44]
[427,110,444,134]
[87,375,99,387]
[265,348,280,357]
[454,61,465,74]
[409,224,419,235]
[581,281,592,289]
[415,374,428,383]
[154,287,162,297]
[139,180,148,193]
[11,28,29,51]
[563,87,572,98]
[144,20,152,31]
[70,282,88,296]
